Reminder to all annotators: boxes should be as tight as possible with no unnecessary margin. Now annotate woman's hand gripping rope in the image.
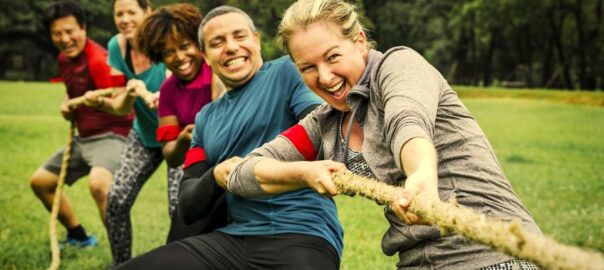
[126,79,159,109]
[330,170,604,270]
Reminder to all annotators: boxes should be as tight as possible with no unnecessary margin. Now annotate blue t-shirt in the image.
[107,35,166,148]
[191,56,343,257]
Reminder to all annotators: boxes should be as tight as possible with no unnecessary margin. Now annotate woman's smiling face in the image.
[289,22,368,112]
[162,38,202,82]
[113,0,150,41]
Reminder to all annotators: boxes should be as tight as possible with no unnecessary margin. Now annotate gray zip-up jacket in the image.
[228,47,541,269]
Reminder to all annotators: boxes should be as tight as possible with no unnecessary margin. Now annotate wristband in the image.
[156,125,182,142]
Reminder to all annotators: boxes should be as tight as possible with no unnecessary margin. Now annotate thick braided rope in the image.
[332,171,604,270]
[48,122,75,270]
[65,88,114,108]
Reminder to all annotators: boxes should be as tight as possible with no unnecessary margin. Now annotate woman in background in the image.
[102,0,172,266]
[136,2,224,243]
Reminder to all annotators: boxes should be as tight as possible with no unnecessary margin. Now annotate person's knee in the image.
[88,167,112,202]
[89,178,109,201]
[30,169,58,194]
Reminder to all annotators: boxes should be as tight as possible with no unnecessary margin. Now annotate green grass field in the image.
[0,81,603,269]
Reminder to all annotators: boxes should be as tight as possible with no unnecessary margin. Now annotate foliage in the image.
[0,81,603,269]
[467,98,604,253]
[455,85,604,106]
[2,1,603,90]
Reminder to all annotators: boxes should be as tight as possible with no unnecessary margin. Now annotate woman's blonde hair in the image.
[278,0,374,53]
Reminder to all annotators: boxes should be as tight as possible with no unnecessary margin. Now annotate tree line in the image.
[1,0,602,90]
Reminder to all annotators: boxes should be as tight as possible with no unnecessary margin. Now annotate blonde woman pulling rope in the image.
[226,0,544,269]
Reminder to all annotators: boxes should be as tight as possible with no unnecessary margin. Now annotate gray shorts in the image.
[42,132,127,185]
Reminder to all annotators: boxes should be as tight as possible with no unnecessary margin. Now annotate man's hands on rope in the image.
[83,91,106,108]
[60,97,73,121]
[63,89,112,120]
[215,157,244,189]
[65,79,158,117]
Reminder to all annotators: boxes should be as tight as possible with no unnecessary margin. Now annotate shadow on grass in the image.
[505,154,534,164]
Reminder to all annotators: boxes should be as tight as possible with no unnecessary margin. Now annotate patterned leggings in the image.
[105,131,183,266]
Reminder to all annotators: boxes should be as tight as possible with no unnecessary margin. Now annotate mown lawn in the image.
[0,81,602,269]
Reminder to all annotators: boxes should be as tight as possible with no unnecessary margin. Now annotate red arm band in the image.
[156,125,182,142]
[281,124,317,161]
[110,74,126,87]
[49,76,63,83]
[184,147,207,169]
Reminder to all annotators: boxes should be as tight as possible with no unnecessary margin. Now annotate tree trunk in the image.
[469,17,478,85]
[542,35,553,88]
[483,29,498,86]
[594,0,603,89]
[582,0,603,90]
[574,0,588,90]
[523,25,534,87]
[548,6,573,89]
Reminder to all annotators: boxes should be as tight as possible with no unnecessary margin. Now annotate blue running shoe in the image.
[60,235,98,249]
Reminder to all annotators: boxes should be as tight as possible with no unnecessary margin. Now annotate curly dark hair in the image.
[136,3,202,63]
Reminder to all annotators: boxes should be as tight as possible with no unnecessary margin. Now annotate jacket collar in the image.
[345,49,383,123]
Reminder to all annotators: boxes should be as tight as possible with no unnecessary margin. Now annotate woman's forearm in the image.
[253,159,309,194]
[108,91,136,116]
[241,158,344,196]
[399,137,438,181]
[391,137,440,224]
[161,139,189,168]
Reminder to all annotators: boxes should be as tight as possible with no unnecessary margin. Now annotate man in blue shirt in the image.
[114,6,342,270]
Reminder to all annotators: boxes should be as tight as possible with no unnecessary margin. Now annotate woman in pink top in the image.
[137,3,223,242]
